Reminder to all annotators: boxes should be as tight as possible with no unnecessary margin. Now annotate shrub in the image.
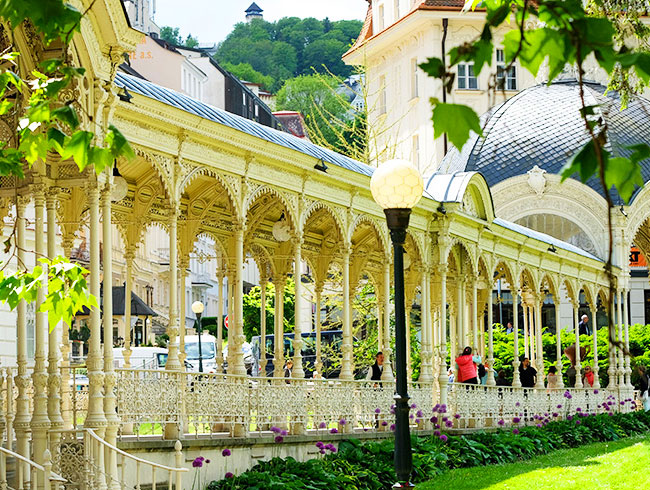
[207,411,650,489]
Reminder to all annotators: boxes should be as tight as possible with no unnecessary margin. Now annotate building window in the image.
[378,4,385,31]
[379,75,387,114]
[410,58,419,98]
[457,63,477,89]
[496,49,517,90]
[394,0,399,23]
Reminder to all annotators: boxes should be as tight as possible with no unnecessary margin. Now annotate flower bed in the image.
[206,410,650,489]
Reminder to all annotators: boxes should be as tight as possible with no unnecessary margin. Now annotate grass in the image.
[418,435,650,490]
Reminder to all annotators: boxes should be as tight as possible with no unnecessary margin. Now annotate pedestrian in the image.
[284,359,293,383]
[578,314,591,336]
[582,365,595,387]
[636,365,650,411]
[480,361,496,385]
[519,357,537,388]
[505,322,513,334]
[565,365,577,388]
[495,369,510,386]
[366,352,384,386]
[455,346,479,384]
[546,365,560,389]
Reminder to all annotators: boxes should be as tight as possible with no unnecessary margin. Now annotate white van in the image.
[113,347,168,369]
[183,334,218,373]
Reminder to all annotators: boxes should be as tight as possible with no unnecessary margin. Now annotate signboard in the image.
[224,315,229,329]
[630,247,647,268]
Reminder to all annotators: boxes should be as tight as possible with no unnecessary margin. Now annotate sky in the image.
[153,0,369,46]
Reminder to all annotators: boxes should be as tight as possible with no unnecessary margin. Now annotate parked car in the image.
[182,334,218,373]
[250,330,345,378]
[222,341,255,375]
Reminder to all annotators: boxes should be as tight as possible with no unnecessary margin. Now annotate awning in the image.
[77,284,157,317]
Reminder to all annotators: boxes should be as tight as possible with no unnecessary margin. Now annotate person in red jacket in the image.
[455,346,479,384]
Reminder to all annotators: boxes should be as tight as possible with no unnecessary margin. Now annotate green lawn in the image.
[418,435,650,490]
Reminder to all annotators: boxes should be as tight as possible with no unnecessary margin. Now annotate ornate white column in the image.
[456,277,463,353]
[471,279,478,350]
[292,238,305,378]
[14,196,31,459]
[84,184,107,490]
[216,269,224,372]
[616,290,624,387]
[381,259,394,382]
[101,182,120,486]
[122,250,135,368]
[178,259,189,366]
[314,283,323,377]
[340,246,353,380]
[46,188,63,448]
[438,266,449,404]
[607,296,617,389]
[273,276,286,378]
[512,285,521,388]
[377,290,384,352]
[573,300,583,388]
[165,206,181,371]
[535,295,544,388]
[259,279,267,376]
[31,184,50,464]
[419,269,433,383]
[590,304,600,389]
[486,287,495,386]
[522,302,529,361]
[554,295,564,387]
[623,289,632,388]
[231,223,246,377]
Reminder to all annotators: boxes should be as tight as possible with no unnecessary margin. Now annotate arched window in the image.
[515,213,598,256]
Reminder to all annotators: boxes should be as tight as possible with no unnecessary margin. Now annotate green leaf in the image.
[606,157,644,204]
[560,139,600,183]
[419,58,446,79]
[430,98,482,150]
[106,125,135,160]
[61,130,93,170]
[0,99,13,115]
[51,105,79,130]
[89,146,113,174]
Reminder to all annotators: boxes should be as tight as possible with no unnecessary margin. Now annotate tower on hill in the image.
[245,2,263,22]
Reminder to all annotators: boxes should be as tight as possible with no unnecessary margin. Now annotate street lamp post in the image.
[191,300,205,373]
[370,159,423,488]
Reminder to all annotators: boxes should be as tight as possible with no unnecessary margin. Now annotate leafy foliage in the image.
[159,26,199,48]
[216,17,363,92]
[207,411,650,489]
[221,62,275,92]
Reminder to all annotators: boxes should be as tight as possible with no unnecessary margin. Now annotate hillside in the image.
[215,17,363,92]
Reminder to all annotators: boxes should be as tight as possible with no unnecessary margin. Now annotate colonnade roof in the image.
[114,72,374,177]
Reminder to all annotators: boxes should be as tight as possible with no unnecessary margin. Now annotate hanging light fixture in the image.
[111,163,129,202]
[272,212,291,242]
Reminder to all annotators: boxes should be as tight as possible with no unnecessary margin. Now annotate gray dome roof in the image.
[439,80,650,204]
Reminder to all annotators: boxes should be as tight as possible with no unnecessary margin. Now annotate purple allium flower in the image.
[409,414,414,419]
[339,419,346,426]
[205,459,211,464]
[320,449,326,454]
[330,428,338,434]
[608,412,614,416]
[222,449,231,457]
[415,419,421,424]
[442,417,448,422]
[270,426,281,433]
[390,424,395,431]
[445,420,453,428]
[433,404,440,412]
[439,404,447,413]
[513,428,520,434]
[435,424,440,429]
[576,407,581,412]
[411,403,417,409]
[536,424,542,428]
[515,402,521,407]
[319,422,327,429]
[275,435,284,443]
[381,421,388,426]
[225,472,234,478]
[557,404,563,409]
[576,420,581,425]
[513,417,520,424]
[552,413,558,418]
[316,441,324,449]
[454,413,461,419]
[567,415,573,421]
[416,410,423,418]
[594,389,599,394]
[440,434,448,442]
[329,446,337,453]
[431,416,438,423]
[375,408,381,414]
[363,428,368,432]
[434,430,441,436]
[192,457,204,468]
[498,419,505,426]
[281,430,288,436]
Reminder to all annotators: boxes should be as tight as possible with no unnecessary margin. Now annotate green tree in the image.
[160,26,181,45]
[222,62,275,91]
[184,33,199,48]
[215,17,363,91]
[242,279,295,340]
[0,0,135,329]
[276,74,354,152]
